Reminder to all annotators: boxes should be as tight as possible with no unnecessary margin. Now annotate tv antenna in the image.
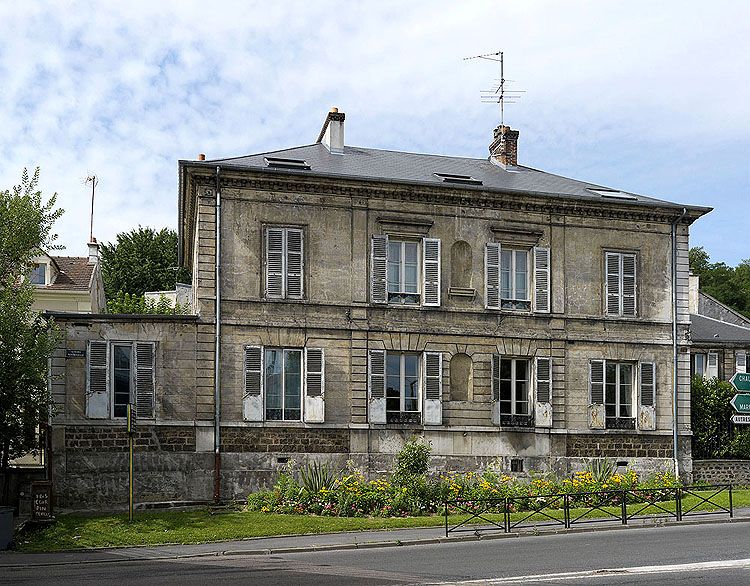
[84,173,98,243]
[464,51,524,154]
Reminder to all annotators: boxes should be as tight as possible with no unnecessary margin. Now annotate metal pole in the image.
[444,500,448,537]
[127,404,134,523]
[671,208,687,478]
[621,490,627,525]
[213,166,222,504]
[729,485,733,518]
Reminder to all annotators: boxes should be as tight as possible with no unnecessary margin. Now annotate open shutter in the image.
[135,342,155,418]
[638,362,656,430]
[265,228,285,298]
[422,238,441,307]
[423,352,442,424]
[485,243,501,309]
[706,351,719,378]
[368,349,386,423]
[736,350,747,374]
[622,253,637,317]
[86,341,109,418]
[605,252,621,315]
[243,345,264,421]
[533,247,550,313]
[534,357,552,428]
[491,353,502,425]
[588,359,605,429]
[304,348,325,423]
[286,229,304,299]
[371,235,388,304]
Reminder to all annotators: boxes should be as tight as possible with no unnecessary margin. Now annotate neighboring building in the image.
[144,282,192,310]
[30,242,106,313]
[48,109,710,508]
[689,274,750,379]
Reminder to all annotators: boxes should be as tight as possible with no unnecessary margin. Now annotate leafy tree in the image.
[691,376,750,459]
[106,291,189,315]
[0,169,63,500]
[100,227,190,299]
[689,246,750,318]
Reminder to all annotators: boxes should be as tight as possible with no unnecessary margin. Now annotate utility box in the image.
[0,507,13,550]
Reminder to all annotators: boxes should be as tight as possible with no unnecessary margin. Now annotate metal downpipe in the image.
[214,166,222,503]
[672,207,687,477]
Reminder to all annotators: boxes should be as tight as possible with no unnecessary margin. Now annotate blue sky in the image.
[1,1,748,264]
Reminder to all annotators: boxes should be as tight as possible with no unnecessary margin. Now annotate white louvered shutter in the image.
[485,243,501,309]
[639,362,655,407]
[304,348,325,423]
[265,228,285,298]
[135,342,155,418]
[371,235,388,304]
[422,238,441,307]
[423,352,442,425]
[589,360,605,405]
[368,349,386,423]
[491,353,502,425]
[286,228,304,299]
[605,252,621,316]
[639,362,656,430]
[736,351,747,374]
[706,352,719,378]
[534,357,552,428]
[243,345,264,421]
[622,253,637,317]
[533,247,551,313]
[86,340,109,419]
[422,237,441,307]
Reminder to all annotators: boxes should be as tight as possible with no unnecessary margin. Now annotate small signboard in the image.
[66,349,86,358]
[730,372,750,392]
[31,481,53,521]
[731,414,750,425]
[730,393,750,414]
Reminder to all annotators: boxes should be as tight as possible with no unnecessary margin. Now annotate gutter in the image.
[671,207,687,477]
[214,166,222,503]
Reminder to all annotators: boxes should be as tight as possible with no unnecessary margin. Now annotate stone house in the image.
[49,109,710,508]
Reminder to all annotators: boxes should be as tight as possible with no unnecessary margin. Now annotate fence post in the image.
[621,490,627,525]
[504,498,510,533]
[564,493,570,529]
[729,485,733,519]
[676,487,682,522]
[444,499,449,537]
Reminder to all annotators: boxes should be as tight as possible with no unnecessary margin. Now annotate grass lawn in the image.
[16,488,749,553]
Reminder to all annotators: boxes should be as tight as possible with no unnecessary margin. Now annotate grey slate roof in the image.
[691,313,750,343]
[207,143,705,211]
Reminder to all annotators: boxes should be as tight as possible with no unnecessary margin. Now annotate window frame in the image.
[263,225,305,300]
[385,352,422,422]
[498,357,531,416]
[604,250,638,317]
[30,263,47,286]
[604,361,634,419]
[263,347,303,422]
[500,247,531,311]
[386,238,421,305]
[110,342,134,419]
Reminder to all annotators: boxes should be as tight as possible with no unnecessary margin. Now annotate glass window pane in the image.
[284,351,302,419]
[404,355,419,377]
[515,250,527,272]
[389,241,401,262]
[30,264,46,285]
[404,263,418,292]
[515,269,527,300]
[386,376,400,398]
[620,364,633,385]
[500,380,512,402]
[113,346,131,418]
[404,242,418,263]
[515,360,528,382]
[265,349,282,414]
[500,359,511,380]
[387,262,400,292]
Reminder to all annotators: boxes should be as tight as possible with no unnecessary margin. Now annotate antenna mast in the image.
[84,174,98,243]
[464,50,524,157]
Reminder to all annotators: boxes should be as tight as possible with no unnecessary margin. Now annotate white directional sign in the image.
[731,414,750,425]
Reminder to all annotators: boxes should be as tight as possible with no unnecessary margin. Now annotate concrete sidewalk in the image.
[2,508,749,568]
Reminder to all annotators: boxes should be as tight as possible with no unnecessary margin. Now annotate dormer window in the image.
[264,157,311,170]
[30,263,46,285]
[587,188,638,201]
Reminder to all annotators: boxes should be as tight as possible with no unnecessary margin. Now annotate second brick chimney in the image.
[489,125,519,167]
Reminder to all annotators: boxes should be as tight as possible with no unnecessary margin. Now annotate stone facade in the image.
[48,111,711,508]
[692,459,750,487]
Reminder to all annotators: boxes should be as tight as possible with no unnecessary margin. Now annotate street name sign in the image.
[730,372,750,392]
[731,414,750,425]
[730,393,750,414]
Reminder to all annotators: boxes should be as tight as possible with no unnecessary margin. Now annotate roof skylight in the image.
[264,157,311,170]
[587,188,638,201]
[434,173,483,186]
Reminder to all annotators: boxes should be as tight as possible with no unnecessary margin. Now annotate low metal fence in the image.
[444,484,733,537]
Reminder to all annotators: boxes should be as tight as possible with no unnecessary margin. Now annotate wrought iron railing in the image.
[444,484,733,537]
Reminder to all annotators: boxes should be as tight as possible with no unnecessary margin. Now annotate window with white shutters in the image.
[533,247,550,313]
[590,359,636,429]
[706,351,719,378]
[736,350,747,374]
[135,342,155,418]
[86,341,109,419]
[264,227,304,299]
[535,357,551,404]
[372,235,442,307]
[485,243,501,309]
[605,251,637,317]
[422,238,441,306]
[639,362,656,407]
[368,349,387,424]
[491,355,533,427]
[486,244,549,313]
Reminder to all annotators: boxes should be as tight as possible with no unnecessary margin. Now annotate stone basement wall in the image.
[692,460,750,487]
[566,434,673,458]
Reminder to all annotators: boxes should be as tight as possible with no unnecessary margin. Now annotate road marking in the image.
[428,558,750,584]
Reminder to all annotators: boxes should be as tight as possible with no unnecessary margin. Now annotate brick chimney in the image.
[316,107,345,155]
[489,125,519,167]
[87,238,99,265]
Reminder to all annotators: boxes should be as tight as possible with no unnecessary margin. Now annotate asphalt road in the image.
[5,522,750,585]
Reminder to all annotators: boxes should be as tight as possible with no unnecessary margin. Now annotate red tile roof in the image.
[45,256,95,291]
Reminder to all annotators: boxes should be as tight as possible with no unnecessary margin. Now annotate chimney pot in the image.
[330,107,338,113]
[198,153,206,161]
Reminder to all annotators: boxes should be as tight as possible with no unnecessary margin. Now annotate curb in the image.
[3,514,749,568]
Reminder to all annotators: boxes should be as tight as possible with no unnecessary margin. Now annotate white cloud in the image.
[1,0,748,263]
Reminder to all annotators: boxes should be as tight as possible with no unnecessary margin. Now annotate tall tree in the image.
[100,227,190,299]
[689,246,750,318]
[0,168,63,498]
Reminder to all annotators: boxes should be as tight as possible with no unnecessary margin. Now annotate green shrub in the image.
[393,437,431,484]
[585,459,616,483]
[692,376,750,459]
[299,461,338,494]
